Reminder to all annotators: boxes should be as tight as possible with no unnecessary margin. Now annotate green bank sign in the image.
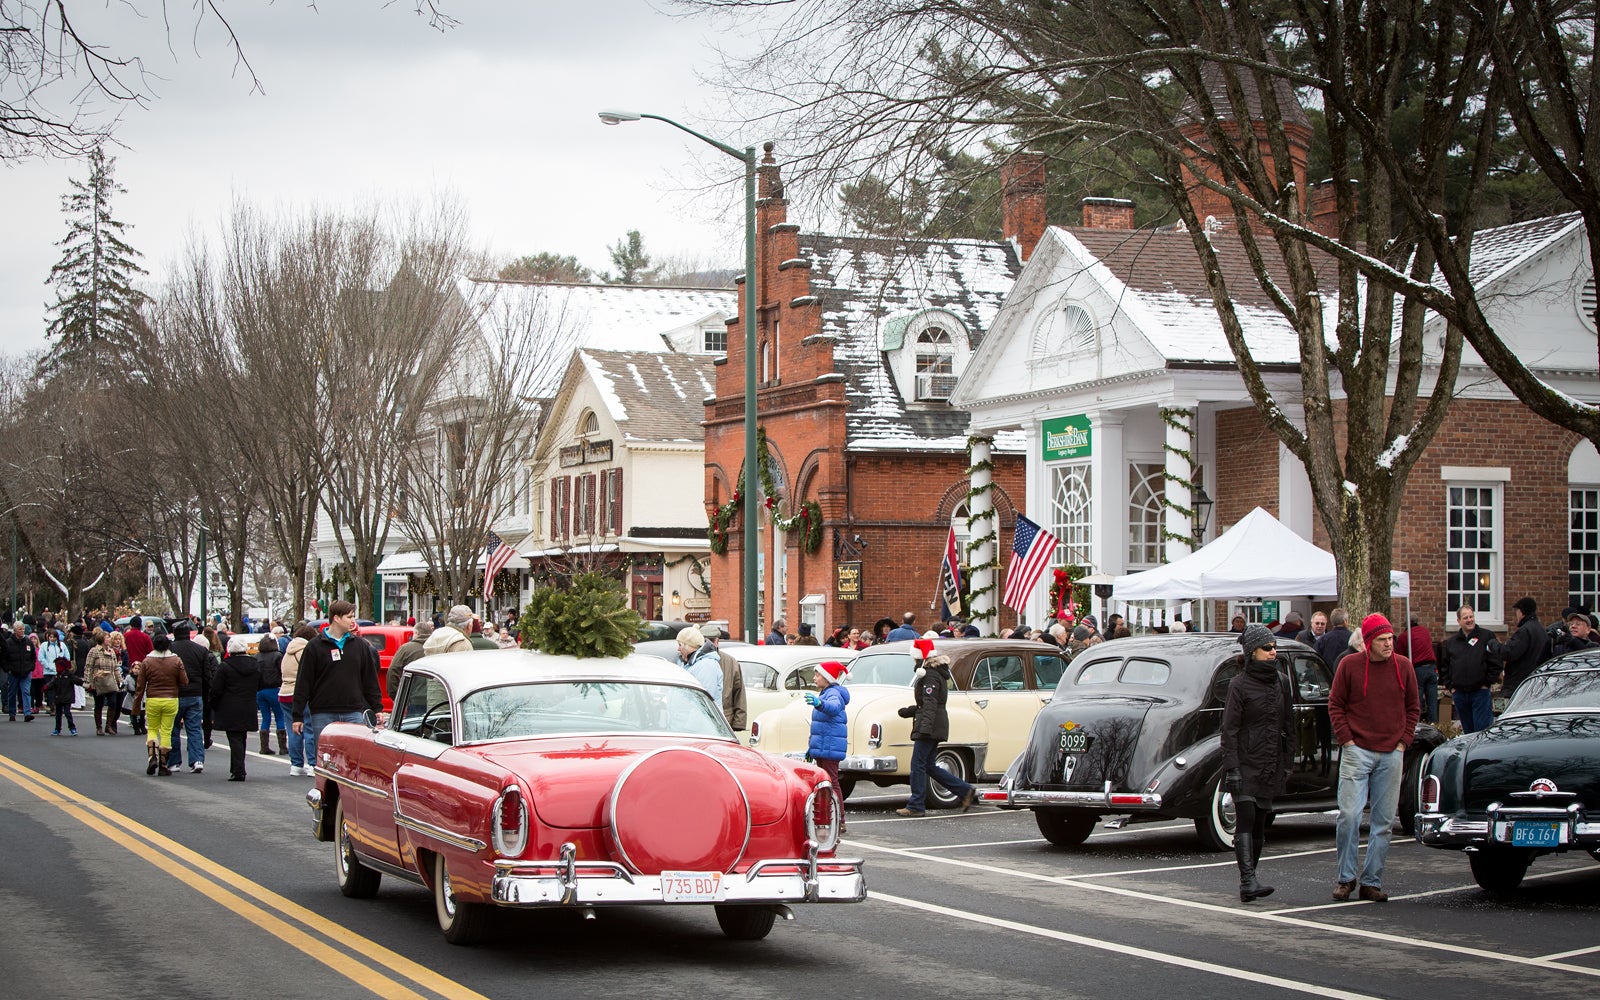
[1042,415,1092,461]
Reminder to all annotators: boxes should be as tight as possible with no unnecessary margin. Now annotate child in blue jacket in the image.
[806,660,851,824]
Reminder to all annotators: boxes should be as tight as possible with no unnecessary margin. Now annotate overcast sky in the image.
[2,0,768,357]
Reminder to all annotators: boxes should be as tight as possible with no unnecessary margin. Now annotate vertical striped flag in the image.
[939,526,964,618]
[483,531,516,600]
[1002,515,1058,613]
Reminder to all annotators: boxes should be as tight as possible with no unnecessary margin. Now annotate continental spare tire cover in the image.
[607,747,752,875]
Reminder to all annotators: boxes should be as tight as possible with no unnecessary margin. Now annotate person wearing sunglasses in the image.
[1220,623,1294,902]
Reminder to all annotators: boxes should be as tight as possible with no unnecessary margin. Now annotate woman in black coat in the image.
[1220,624,1294,902]
[210,635,262,781]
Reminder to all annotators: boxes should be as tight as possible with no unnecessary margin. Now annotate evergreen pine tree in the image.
[602,230,654,284]
[44,146,148,372]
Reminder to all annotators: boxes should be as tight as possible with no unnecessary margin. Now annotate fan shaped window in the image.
[577,410,599,438]
[1033,304,1096,365]
[915,328,958,400]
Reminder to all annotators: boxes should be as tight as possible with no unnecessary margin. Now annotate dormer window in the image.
[703,325,728,353]
[881,308,970,405]
[915,329,957,400]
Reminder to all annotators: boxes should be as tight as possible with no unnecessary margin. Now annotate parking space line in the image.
[845,809,1023,826]
[913,838,1049,851]
[870,890,1384,999]
[848,838,1600,978]
[1272,864,1595,913]
[1539,944,1600,962]
[1068,842,1354,879]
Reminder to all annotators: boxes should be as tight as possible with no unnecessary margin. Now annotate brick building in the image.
[702,147,1027,641]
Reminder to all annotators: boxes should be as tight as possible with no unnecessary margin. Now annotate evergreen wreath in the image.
[1047,565,1092,623]
[707,426,823,556]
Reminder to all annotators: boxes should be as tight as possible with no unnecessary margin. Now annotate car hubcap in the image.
[1217,786,1236,834]
[441,866,456,917]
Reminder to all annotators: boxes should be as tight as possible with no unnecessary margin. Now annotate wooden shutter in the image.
[610,468,624,536]
[584,474,598,534]
[560,476,572,539]
[549,478,560,539]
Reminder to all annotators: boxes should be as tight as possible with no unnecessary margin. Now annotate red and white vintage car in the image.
[307,648,864,944]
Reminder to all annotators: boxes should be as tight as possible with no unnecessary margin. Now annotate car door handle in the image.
[975,699,989,709]
[1040,694,1053,704]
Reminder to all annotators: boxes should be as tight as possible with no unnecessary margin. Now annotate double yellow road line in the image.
[0,753,488,1000]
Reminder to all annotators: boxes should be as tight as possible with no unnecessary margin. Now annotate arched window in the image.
[915,328,957,400]
[578,410,599,437]
[1128,464,1165,568]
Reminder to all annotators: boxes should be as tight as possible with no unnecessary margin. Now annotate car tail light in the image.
[1421,775,1440,813]
[805,783,842,853]
[492,785,529,857]
[868,722,882,748]
[748,720,761,747]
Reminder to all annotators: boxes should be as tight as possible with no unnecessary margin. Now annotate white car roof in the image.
[406,647,704,697]
[733,646,861,669]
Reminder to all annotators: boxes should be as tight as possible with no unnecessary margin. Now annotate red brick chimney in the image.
[1081,197,1136,229]
[1002,151,1047,261]
[1308,179,1356,239]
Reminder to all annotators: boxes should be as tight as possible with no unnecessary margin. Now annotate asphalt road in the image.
[3,720,1597,999]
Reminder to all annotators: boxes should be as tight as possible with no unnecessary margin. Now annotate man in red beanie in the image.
[1328,613,1420,902]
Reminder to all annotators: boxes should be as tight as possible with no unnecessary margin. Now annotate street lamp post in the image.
[599,110,761,644]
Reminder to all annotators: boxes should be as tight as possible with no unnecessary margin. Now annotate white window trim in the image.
[1445,479,1504,627]
[1440,465,1510,482]
[892,310,969,404]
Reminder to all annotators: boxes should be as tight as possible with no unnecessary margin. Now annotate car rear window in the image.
[1074,658,1121,685]
[1120,658,1171,685]
[363,635,389,654]
[1505,665,1600,714]
[848,653,916,686]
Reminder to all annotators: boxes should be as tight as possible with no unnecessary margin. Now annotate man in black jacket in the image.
[167,622,214,773]
[1439,605,1502,734]
[292,601,383,776]
[895,638,976,816]
[1550,607,1600,658]
[1314,608,1353,671]
[2,622,35,721]
[1501,597,1550,697]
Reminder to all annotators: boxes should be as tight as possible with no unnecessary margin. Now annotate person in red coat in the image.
[1329,614,1420,903]
[1395,616,1439,723]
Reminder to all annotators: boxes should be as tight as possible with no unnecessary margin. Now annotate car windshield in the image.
[456,680,733,742]
[848,653,917,686]
[1504,666,1600,715]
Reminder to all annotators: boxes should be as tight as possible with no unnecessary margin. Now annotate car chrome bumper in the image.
[490,842,866,908]
[1416,810,1600,849]
[982,783,1163,811]
[306,787,327,840]
[781,751,899,773]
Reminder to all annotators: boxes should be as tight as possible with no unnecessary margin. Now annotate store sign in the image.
[836,561,862,602]
[559,439,613,468]
[1042,415,1092,462]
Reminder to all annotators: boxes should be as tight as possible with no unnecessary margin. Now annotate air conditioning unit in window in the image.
[916,373,959,400]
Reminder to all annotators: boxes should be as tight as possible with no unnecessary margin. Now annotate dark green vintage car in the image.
[986,633,1447,852]
[1416,649,1600,891]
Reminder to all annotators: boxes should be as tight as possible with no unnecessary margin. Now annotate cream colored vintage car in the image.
[747,639,1068,808]
[737,646,861,730]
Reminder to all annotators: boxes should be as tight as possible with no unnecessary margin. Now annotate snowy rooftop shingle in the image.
[801,235,1022,449]
[579,348,716,444]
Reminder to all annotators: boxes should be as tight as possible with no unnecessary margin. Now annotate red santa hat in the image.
[816,660,849,684]
[911,638,937,661]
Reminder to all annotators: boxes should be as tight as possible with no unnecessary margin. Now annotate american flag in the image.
[483,531,516,600]
[1001,515,1058,614]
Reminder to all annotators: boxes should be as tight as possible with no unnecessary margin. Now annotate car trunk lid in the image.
[482,736,793,829]
[1017,695,1158,790]
[1461,713,1600,812]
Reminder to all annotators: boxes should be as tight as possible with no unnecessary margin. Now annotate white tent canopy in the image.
[1111,508,1409,625]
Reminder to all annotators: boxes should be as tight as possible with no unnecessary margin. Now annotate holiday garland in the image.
[963,435,1000,631]
[707,426,823,556]
[1158,407,1203,552]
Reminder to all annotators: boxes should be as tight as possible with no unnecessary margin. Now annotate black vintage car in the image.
[1416,649,1600,891]
[985,633,1447,851]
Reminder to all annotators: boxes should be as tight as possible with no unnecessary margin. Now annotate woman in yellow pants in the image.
[133,635,187,777]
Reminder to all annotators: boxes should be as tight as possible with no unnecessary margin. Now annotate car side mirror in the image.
[363,709,379,732]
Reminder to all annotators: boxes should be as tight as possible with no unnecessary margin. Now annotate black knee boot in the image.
[1235,830,1274,901]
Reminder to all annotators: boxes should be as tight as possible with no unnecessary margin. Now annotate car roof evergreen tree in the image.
[517,572,643,659]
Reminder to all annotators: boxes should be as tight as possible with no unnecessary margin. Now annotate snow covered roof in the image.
[800,234,1022,449]
[456,277,736,396]
[579,348,716,444]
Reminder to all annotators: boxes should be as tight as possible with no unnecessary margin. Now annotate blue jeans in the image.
[3,673,31,716]
[257,689,287,733]
[907,738,973,813]
[165,697,205,767]
[281,699,304,766]
[303,711,365,772]
[1452,688,1494,733]
[1414,665,1438,723]
[1336,746,1403,887]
